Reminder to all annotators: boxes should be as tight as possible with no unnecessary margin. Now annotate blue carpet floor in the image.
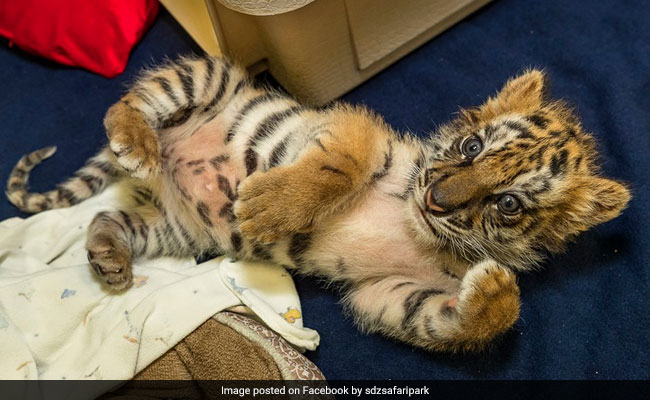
[1,0,648,379]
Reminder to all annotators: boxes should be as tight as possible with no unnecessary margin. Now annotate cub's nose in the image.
[424,185,447,213]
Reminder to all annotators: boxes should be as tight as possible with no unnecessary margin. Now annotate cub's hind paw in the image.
[87,237,133,291]
[104,102,160,179]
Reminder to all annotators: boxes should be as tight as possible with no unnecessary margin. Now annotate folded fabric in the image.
[0,0,158,77]
[129,312,326,382]
[0,182,319,390]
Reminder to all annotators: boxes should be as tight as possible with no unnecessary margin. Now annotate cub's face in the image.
[410,70,630,269]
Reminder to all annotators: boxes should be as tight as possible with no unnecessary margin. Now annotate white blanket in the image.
[0,183,319,383]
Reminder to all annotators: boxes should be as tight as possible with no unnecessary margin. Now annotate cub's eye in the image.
[461,136,483,158]
[497,194,521,215]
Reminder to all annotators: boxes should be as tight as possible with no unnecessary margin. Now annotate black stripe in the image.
[161,106,195,129]
[119,210,137,247]
[224,93,283,143]
[217,175,236,201]
[8,181,22,190]
[439,220,464,236]
[196,201,213,227]
[233,79,248,96]
[29,196,52,211]
[550,149,569,176]
[288,233,312,266]
[244,148,258,176]
[136,215,149,250]
[219,202,236,223]
[112,146,132,158]
[230,232,243,253]
[320,165,347,176]
[152,226,166,256]
[134,187,154,203]
[156,210,177,254]
[11,168,27,179]
[504,121,535,140]
[139,226,149,254]
[313,138,328,153]
[57,186,80,205]
[247,106,303,147]
[371,142,393,181]
[252,243,273,260]
[77,173,103,193]
[528,114,549,129]
[484,124,497,140]
[402,288,444,329]
[446,216,473,231]
[162,217,180,250]
[153,76,181,108]
[269,137,288,168]
[133,88,165,123]
[174,216,197,250]
[573,156,582,171]
[100,213,128,237]
[204,63,231,111]
[201,57,216,99]
[423,315,441,339]
[209,154,230,170]
[391,281,415,291]
[89,160,119,177]
[22,153,35,168]
[176,63,195,104]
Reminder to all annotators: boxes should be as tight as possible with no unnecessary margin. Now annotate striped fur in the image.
[5,59,629,352]
[6,146,121,213]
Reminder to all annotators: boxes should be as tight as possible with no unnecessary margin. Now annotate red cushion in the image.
[0,0,159,78]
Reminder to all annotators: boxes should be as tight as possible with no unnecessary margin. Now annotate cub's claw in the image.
[87,235,133,290]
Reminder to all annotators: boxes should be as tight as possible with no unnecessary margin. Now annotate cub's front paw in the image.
[444,260,520,350]
[104,102,160,179]
[87,235,133,291]
[234,169,313,244]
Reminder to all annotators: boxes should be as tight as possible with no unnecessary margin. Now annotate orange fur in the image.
[235,106,392,243]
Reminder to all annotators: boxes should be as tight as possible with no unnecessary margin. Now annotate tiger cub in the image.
[6,56,630,352]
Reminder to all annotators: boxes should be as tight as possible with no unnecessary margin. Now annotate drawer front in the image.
[345,0,488,69]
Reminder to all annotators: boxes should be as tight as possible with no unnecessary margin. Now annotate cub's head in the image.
[410,70,630,269]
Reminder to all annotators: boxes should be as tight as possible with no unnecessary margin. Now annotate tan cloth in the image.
[101,313,325,399]
[135,318,282,380]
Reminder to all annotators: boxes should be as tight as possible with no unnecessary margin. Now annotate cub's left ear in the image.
[573,177,631,228]
[495,69,548,112]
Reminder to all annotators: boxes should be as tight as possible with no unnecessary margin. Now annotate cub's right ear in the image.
[571,176,631,229]
[494,69,548,111]
[471,69,549,118]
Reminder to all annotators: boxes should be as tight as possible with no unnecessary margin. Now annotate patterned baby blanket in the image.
[0,183,319,388]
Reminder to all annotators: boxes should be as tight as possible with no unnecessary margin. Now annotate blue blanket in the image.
[1,0,647,379]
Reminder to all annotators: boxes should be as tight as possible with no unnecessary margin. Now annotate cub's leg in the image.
[235,107,393,243]
[345,260,520,352]
[104,57,248,179]
[86,201,198,290]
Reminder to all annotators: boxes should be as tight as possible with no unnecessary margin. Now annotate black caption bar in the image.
[0,380,648,400]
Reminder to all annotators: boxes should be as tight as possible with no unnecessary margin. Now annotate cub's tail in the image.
[6,146,122,213]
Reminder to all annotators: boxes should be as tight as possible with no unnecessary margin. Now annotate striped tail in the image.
[6,146,122,213]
